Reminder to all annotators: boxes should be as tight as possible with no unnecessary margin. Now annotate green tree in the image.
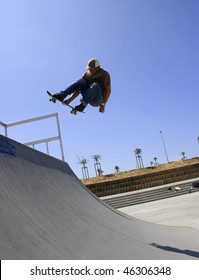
[92,154,102,176]
[181,152,187,160]
[114,166,120,173]
[134,148,144,169]
[77,156,89,179]
[153,157,158,165]
[92,154,101,163]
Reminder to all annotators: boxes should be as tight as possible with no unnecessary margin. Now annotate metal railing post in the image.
[55,113,65,162]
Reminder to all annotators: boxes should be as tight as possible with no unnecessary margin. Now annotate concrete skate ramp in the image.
[0,135,199,260]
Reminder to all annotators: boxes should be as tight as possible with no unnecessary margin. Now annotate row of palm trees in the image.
[78,155,103,179]
[135,148,160,167]
[78,154,121,179]
[79,136,199,178]
[135,136,199,168]
[134,149,192,169]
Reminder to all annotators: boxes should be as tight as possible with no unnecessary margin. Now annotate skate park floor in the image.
[119,190,199,231]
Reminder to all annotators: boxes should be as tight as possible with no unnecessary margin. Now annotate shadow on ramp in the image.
[151,243,199,259]
[0,135,199,260]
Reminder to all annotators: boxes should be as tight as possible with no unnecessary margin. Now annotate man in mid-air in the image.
[52,58,111,113]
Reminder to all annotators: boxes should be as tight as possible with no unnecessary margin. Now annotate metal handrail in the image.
[0,113,65,161]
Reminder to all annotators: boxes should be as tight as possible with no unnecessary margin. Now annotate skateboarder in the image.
[52,58,111,113]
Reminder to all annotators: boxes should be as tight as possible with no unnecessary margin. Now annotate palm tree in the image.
[77,156,89,179]
[92,154,101,163]
[92,154,102,176]
[181,152,187,160]
[134,148,142,156]
[79,158,88,167]
[114,166,120,173]
[134,148,144,169]
[153,157,158,165]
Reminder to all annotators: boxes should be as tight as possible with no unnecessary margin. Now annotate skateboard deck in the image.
[47,91,85,115]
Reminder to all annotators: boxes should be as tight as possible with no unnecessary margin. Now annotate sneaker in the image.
[74,103,86,112]
[52,92,64,102]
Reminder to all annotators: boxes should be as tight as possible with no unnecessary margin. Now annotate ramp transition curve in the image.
[0,135,199,259]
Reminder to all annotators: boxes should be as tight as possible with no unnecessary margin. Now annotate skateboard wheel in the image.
[71,110,77,115]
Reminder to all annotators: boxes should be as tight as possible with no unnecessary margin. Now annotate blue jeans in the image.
[61,78,103,107]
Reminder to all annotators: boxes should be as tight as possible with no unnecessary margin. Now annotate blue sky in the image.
[1,0,198,178]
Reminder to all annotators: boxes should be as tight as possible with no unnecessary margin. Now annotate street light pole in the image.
[160,131,169,163]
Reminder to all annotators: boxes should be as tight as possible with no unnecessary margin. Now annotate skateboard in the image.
[47,91,85,115]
